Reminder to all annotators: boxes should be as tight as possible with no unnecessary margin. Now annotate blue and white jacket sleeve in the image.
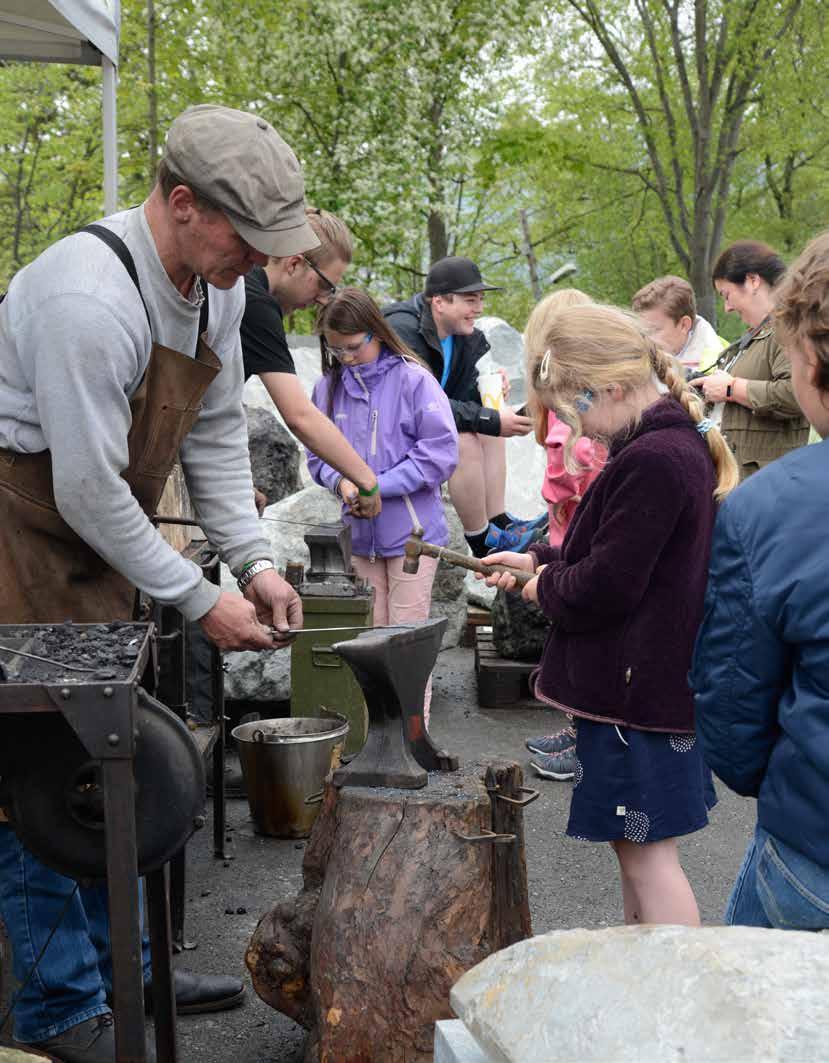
[306,377,343,493]
[690,498,786,797]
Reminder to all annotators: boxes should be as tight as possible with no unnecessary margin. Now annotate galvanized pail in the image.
[231,717,348,838]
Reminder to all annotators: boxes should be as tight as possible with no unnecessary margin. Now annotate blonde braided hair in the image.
[529,303,739,500]
[647,341,738,500]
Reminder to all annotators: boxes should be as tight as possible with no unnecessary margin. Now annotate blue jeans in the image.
[726,824,829,930]
[0,825,151,1044]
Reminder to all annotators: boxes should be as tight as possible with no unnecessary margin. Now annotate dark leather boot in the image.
[31,1013,156,1063]
[144,969,246,1015]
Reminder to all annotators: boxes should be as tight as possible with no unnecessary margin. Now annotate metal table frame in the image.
[0,622,176,1063]
[149,541,229,956]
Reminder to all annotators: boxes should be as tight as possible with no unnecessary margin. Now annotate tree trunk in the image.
[689,251,716,327]
[428,209,449,265]
[147,0,158,183]
[246,761,533,1062]
[520,210,542,303]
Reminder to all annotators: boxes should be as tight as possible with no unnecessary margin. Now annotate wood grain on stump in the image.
[246,760,532,1062]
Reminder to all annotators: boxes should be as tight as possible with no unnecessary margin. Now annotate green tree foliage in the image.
[0,0,827,332]
[0,63,104,279]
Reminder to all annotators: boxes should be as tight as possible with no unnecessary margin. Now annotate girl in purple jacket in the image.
[482,303,738,926]
[307,289,458,723]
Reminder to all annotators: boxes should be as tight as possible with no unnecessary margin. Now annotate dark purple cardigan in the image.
[529,398,717,732]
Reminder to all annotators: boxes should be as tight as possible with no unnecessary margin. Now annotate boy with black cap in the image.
[384,256,532,557]
[0,104,317,1061]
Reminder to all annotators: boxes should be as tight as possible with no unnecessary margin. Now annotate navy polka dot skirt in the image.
[566,718,717,844]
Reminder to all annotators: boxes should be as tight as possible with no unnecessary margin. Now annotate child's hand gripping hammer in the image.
[402,531,534,587]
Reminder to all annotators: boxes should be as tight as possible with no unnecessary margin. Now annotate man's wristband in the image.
[237,558,274,591]
[358,483,379,498]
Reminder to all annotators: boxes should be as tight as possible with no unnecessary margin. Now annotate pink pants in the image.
[351,554,439,725]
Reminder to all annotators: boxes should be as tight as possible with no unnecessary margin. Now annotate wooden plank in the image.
[486,763,533,949]
[475,627,541,707]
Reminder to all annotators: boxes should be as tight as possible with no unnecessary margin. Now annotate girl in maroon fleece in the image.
[482,303,738,926]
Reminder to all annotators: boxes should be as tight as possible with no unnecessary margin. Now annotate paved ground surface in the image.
[173,644,756,1063]
[3,644,756,1061]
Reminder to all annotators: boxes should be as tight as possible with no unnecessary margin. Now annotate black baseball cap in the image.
[425,256,502,296]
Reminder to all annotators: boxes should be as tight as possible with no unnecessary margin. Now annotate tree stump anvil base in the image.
[246,761,535,1062]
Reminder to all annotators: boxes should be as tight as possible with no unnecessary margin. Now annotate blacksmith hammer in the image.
[402,532,534,587]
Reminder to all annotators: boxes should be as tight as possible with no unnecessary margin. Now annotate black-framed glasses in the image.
[303,256,338,300]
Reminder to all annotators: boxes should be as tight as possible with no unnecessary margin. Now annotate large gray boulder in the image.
[476,316,527,405]
[221,485,342,700]
[450,924,829,1062]
[429,497,468,649]
[474,318,548,524]
[221,484,343,596]
[223,645,292,703]
[465,569,496,610]
[242,350,323,488]
[245,404,301,506]
[491,589,548,661]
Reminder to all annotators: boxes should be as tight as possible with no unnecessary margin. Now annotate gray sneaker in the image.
[531,747,577,781]
[525,725,576,756]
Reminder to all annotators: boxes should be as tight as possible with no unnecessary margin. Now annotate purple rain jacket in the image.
[307,349,459,559]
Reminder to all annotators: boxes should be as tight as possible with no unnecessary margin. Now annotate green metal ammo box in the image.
[289,525,374,755]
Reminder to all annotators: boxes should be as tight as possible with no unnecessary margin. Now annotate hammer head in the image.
[402,534,423,575]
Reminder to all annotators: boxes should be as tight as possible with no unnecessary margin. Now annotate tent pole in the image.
[102,56,118,214]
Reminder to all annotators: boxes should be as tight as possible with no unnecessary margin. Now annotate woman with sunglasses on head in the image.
[307,288,458,724]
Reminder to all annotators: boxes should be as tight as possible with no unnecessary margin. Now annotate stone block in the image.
[434,1020,495,1063]
[451,924,829,1062]
[245,404,301,506]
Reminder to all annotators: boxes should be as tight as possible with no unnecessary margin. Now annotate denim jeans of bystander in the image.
[0,825,151,1044]
[726,824,829,931]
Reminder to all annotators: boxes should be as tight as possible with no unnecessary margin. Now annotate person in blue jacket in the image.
[691,229,829,930]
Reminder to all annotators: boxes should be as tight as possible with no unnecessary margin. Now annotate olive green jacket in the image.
[720,325,810,478]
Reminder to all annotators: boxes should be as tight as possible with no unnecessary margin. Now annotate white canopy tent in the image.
[0,0,120,212]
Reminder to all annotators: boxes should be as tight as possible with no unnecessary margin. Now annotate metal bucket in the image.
[231,717,348,838]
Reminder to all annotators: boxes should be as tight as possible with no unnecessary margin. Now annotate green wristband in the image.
[358,483,380,498]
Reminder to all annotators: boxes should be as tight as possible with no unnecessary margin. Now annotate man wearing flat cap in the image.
[0,105,317,1061]
[384,256,533,558]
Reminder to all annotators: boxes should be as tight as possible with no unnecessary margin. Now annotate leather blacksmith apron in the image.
[0,226,221,627]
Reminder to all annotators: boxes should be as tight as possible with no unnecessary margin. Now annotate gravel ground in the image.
[2,644,756,1061]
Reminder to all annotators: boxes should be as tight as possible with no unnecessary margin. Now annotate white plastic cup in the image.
[478,371,504,411]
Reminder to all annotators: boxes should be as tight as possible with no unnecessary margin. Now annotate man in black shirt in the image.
[241,208,380,516]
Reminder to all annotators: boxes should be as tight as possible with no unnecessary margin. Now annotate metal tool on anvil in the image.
[402,531,534,587]
[274,624,416,637]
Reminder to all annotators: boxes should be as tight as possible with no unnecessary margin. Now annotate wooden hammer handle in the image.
[409,539,534,587]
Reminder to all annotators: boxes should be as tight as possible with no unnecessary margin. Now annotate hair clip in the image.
[696,418,715,435]
[539,349,552,381]
[574,388,594,414]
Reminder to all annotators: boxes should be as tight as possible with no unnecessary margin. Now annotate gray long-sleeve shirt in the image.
[0,205,272,620]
